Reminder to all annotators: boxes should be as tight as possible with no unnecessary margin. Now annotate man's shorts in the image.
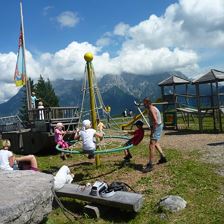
[151,123,163,141]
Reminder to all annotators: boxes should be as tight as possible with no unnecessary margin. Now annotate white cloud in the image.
[96,37,111,48]
[113,23,130,36]
[43,6,54,16]
[112,47,198,75]
[1,0,224,103]
[0,52,16,83]
[56,11,79,28]
[0,83,19,103]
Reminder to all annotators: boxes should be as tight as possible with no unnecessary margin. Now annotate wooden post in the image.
[84,53,100,166]
[215,81,222,132]
[210,82,216,131]
[20,0,32,111]
[196,84,202,132]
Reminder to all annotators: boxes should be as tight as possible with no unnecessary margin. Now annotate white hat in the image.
[56,122,64,128]
[82,119,91,128]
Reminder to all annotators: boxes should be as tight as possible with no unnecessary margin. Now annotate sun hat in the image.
[82,119,91,128]
[134,120,144,126]
[56,122,64,128]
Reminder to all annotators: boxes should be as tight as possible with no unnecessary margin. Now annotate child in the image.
[97,118,106,132]
[0,139,38,171]
[74,119,103,159]
[31,92,38,109]
[54,122,71,160]
[97,118,106,141]
[123,120,145,162]
[38,101,44,120]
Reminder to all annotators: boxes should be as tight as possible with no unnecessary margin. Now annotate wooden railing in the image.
[28,106,79,132]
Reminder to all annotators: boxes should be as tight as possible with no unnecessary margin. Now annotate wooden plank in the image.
[50,117,79,122]
[56,184,144,212]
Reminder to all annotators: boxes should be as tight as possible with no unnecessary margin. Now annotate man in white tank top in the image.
[142,97,167,172]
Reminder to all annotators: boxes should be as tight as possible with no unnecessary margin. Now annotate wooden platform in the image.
[56,184,144,212]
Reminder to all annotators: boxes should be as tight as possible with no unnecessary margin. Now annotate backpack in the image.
[108,181,128,192]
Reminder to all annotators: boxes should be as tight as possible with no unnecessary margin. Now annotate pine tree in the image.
[19,76,59,123]
[35,75,59,107]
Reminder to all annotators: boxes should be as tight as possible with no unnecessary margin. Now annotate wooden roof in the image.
[192,69,224,84]
[158,75,190,86]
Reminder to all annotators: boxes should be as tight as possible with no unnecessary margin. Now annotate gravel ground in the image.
[159,130,224,176]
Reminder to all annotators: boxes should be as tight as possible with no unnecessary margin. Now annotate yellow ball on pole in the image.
[84,52,93,62]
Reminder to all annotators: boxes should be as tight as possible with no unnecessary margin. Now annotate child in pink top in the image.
[54,122,70,160]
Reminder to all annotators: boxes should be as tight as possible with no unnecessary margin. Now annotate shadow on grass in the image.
[207,141,224,146]
[68,161,93,168]
[42,165,62,174]
[99,205,137,222]
[73,162,125,182]
[53,198,137,223]
[123,161,144,172]
[164,129,221,135]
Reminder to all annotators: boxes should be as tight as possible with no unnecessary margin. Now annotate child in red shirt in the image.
[123,120,144,162]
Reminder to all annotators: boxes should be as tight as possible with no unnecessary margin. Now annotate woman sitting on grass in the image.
[0,139,38,171]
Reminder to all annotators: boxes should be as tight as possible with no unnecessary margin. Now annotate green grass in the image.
[176,113,224,132]
[1,138,224,224]
[37,143,224,224]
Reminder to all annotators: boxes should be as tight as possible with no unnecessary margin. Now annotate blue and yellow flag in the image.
[14,26,26,87]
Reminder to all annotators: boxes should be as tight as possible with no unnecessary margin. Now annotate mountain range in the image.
[0,72,194,116]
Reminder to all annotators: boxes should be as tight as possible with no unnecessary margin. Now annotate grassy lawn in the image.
[33,141,224,224]
[1,115,224,224]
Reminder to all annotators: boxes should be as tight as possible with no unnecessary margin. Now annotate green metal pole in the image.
[84,53,100,166]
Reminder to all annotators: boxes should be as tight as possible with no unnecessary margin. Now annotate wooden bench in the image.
[56,183,144,212]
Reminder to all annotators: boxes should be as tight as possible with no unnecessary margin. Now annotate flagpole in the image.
[20,0,32,111]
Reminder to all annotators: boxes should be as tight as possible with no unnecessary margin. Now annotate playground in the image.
[30,129,224,223]
[1,51,224,223]
[1,1,224,223]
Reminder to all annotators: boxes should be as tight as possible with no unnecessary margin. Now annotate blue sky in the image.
[0,0,224,103]
[1,0,176,53]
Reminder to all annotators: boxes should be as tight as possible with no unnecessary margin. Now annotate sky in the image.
[0,0,224,103]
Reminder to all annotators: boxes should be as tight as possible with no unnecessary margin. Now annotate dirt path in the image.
[159,130,224,176]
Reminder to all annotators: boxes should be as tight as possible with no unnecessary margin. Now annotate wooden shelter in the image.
[158,75,191,129]
[192,69,224,132]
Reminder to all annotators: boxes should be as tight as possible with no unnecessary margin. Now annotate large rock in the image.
[157,195,187,213]
[0,171,54,224]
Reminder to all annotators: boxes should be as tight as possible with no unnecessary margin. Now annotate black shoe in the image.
[66,154,72,158]
[123,154,132,160]
[60,155,66,161]
[142,163,153,173]
[88,154,94,159]
[123,158,130,163]
[157,157,167,164]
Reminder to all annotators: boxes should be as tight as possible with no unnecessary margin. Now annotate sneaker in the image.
[157,157,167,164]
[123,154,132,160]
[60,154,66,161]
[142,163,153,173]
[66,154,72,158]
[88,154,94,159]
[123,158,130,163]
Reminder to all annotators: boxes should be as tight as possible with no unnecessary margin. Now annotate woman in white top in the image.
[74,120,103,159]
[0,139,38,171]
